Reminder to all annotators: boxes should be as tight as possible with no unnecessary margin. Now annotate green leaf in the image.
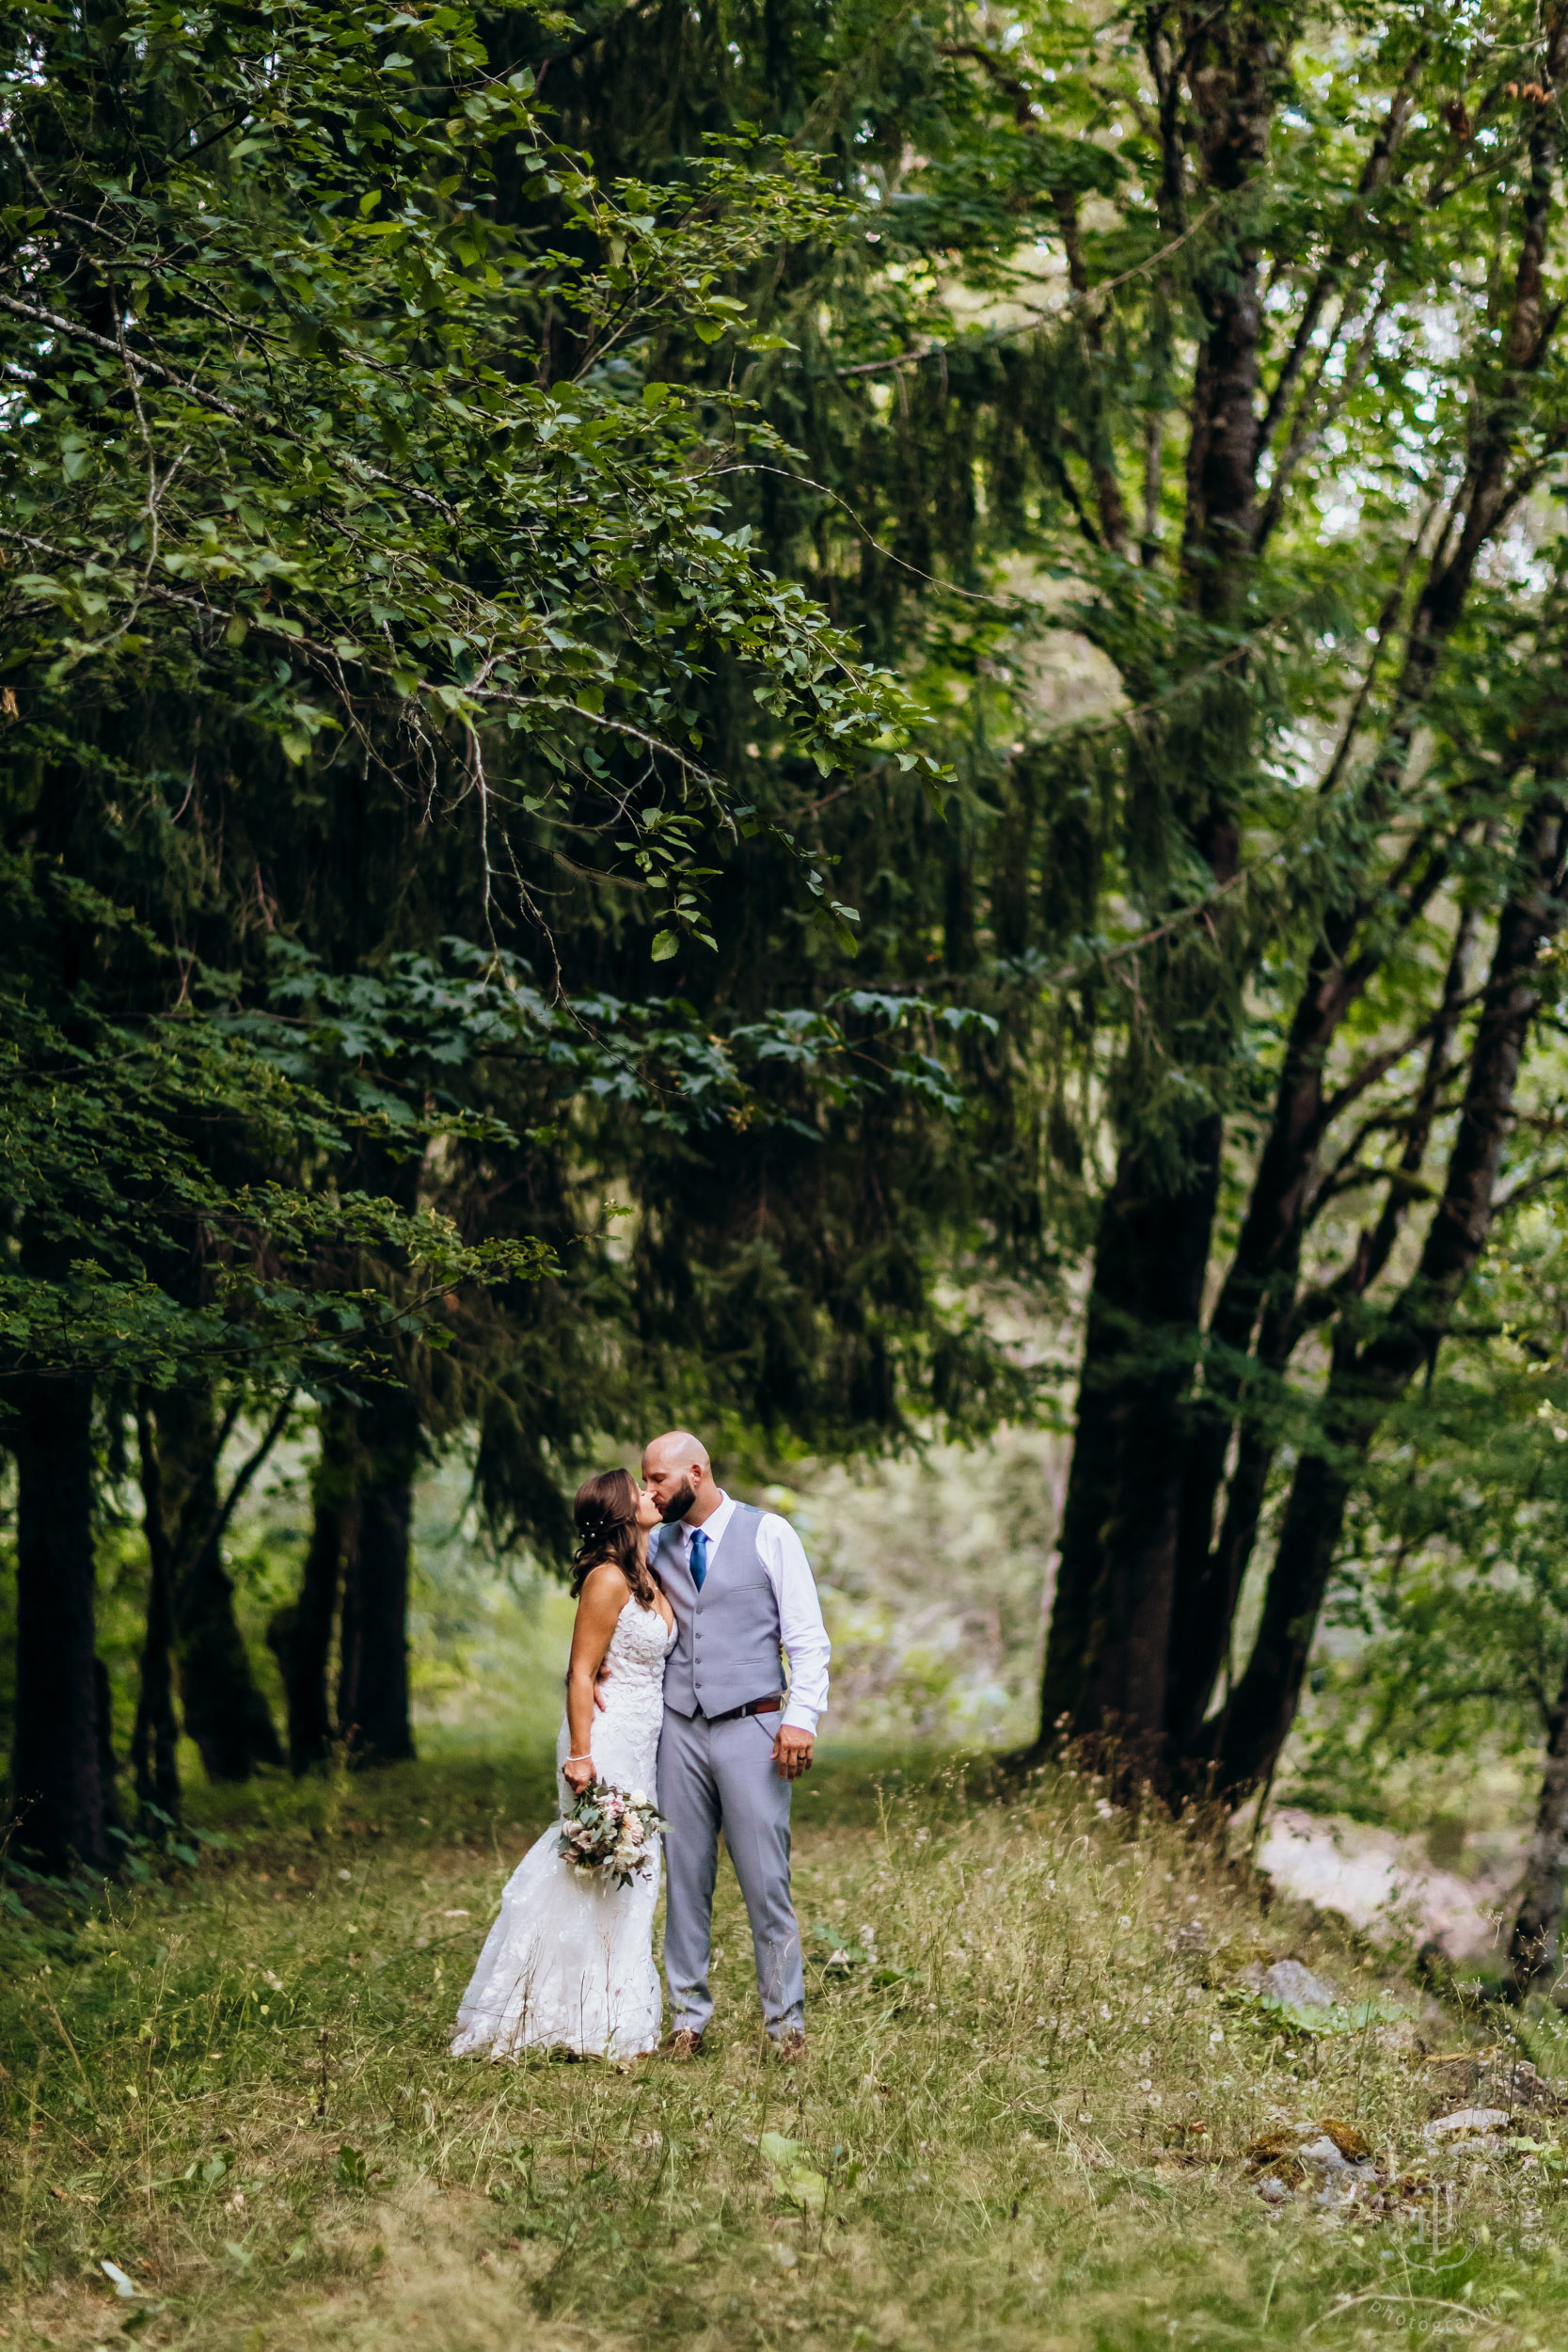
[650,930,679,962]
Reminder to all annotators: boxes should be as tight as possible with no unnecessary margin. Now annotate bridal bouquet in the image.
[558,1783,666,1888]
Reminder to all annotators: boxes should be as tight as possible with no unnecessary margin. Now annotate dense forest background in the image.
[10,0,1568,1998]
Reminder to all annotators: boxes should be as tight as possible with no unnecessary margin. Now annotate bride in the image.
[451,1469,674,2060]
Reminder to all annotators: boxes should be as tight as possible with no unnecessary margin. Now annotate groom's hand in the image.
[593,1660,610,1711]
[772,1724,815,1780]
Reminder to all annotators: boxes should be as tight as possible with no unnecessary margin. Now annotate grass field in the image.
[7,1741,1568,2352]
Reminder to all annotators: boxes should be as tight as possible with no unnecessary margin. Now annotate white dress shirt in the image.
[672,1492,831,1734]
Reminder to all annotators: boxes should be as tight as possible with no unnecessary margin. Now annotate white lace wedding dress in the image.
[451,1597,674,2060]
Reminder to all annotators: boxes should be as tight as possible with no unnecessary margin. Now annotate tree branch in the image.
[173,1389,298,1604]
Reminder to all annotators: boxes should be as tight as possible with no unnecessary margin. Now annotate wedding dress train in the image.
[451,1598,674,2060]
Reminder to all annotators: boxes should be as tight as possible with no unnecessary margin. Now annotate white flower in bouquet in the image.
[557,1782,668,1889]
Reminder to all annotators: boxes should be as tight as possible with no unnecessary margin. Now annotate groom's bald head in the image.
[642,1429,718,1524]
[645,1428,708,1474]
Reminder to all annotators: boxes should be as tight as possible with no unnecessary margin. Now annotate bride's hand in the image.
[563,1754,596,1795]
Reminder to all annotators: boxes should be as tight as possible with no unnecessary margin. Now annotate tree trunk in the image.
[155,1387,283,1783]
[1165,888,1476,1758]
[1206,794,1568,1793]
[1148,35,1568,1765]
[992,761,1037,958]
[10,1371,111,1874]
[132,1399,182,1827]
[1029,0,1275,1774]
[1164,1287,1297,1759]
[944,803,975,972]
[1037,1120,1222,1767]
[1506,1636,1568,2001]
[1030,0,1564,1776]
[1201,1335,1361,1794]
[268,1405,356,1772]
[337,1387,418,1765]
[1167,641,1512,1740]
[95,1656,123,1845]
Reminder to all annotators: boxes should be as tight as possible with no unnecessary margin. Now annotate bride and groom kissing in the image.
[451,1429,832,2063]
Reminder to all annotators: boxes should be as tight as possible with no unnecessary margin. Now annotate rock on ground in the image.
[1237,1958,1340,2012]
[1421,2058,1568,2122]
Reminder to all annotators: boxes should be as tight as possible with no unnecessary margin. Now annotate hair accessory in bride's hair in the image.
[577,1503,627,1545]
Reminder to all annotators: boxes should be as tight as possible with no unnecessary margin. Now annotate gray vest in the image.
[657,1503,784,1721]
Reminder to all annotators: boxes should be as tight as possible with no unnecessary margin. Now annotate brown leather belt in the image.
[707,1693,784,1724]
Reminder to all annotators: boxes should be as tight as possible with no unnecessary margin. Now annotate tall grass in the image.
[5,1749,1567,2350]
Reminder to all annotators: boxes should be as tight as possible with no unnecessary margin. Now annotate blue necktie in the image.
[689,1529,708,1591]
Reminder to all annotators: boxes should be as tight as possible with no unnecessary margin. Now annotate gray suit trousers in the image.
[657,1705,804,2038]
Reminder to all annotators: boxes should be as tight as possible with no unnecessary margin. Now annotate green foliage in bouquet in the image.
[556,1781,665,1888]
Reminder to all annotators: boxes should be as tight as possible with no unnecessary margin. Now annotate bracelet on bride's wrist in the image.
[566,1755,593,1765]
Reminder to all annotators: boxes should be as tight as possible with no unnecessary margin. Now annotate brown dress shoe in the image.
[661,2027,705,2060]
[768,2030,807,2063]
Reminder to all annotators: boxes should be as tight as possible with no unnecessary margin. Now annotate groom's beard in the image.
[659,1480,697,1525]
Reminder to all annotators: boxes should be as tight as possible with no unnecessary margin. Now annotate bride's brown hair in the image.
[571,1468,659,1605]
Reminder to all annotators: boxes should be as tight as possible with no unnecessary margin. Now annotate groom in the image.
[642,1429,831,2060]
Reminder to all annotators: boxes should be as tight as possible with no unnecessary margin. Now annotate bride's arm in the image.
[562,1565,628,1792]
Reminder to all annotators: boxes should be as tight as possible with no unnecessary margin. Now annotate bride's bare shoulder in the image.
[576,1560,633,1613]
